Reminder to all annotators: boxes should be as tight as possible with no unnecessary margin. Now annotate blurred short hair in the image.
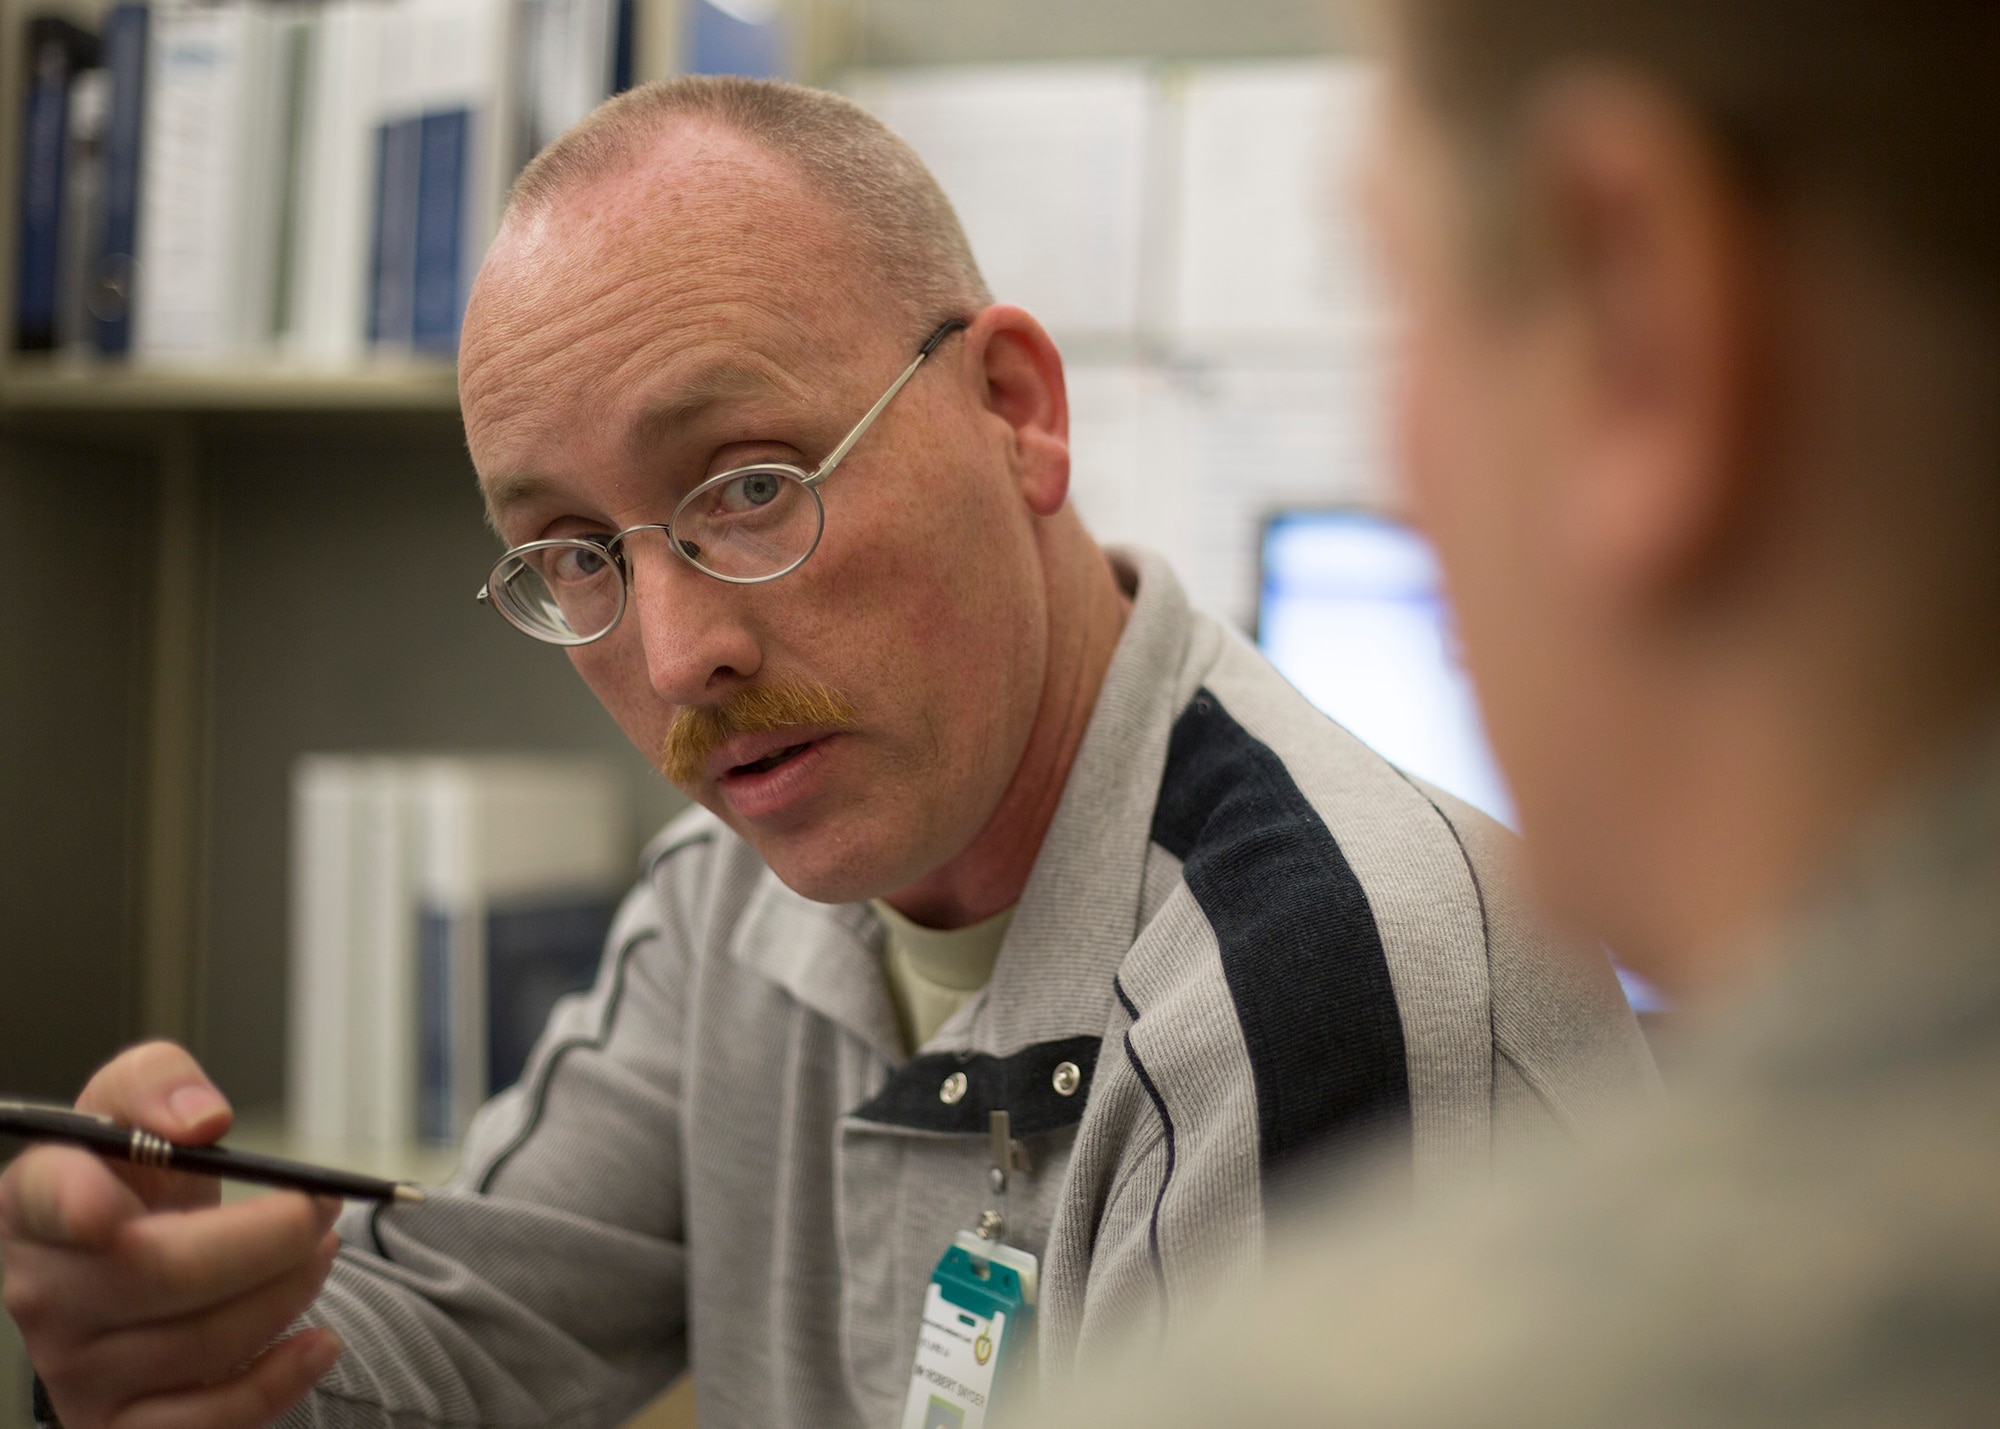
[509,75,993,329]
[1392,0,2000,318]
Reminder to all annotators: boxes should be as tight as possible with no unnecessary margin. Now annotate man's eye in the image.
[714,469,791,513]
[549,544,613,582]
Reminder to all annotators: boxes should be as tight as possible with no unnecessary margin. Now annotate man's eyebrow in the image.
[481,360,807,532]
[628,361,801,455]
[482,472,564,532]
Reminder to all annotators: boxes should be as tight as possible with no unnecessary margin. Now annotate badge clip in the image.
[979,1110,1031,1241]
[899,1110,1040,1428]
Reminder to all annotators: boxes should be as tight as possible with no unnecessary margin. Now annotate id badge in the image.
[899,1232,1039,1429]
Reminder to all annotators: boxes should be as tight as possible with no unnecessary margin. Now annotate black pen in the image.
[0,1101,427,1205]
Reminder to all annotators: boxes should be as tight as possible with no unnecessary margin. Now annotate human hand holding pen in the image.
[0,1042,345,1429]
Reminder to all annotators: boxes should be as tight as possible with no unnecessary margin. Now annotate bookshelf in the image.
[0,0,699,1119]
[0,359,460,411]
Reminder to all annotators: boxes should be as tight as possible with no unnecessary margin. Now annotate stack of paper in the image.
[1169,60,1387,352]
[849,63,1162,341]
[849,58,1396,627]
[517,0,627,170]
[133,2,289,362]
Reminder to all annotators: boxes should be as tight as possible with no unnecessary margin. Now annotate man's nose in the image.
[621,535,764,705]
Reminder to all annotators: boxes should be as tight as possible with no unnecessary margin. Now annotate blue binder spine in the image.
[91,4,147,356]
[612,0,635,93]
[409,108,468,353]
[15,18,98,352]
[368,114,424,347]
[415,904,456,1146]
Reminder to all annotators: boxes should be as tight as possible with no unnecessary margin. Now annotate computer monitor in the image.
[1258,508,1515,827]
[1257,509,1667,1015]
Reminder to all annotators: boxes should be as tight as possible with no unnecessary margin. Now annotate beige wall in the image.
[0,432,150,1100]
[843,0,1347,67]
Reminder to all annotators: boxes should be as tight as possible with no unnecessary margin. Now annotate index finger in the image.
[111,1190,342,1325]
[0,1144,148,1249]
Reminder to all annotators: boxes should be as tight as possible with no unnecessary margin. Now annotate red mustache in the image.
[659,680,860,785]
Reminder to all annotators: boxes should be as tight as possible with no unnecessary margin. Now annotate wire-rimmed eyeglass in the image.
[477,317,968,646]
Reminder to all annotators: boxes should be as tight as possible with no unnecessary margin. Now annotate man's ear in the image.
[963,304,1071,516]
[1524,71,1772,599]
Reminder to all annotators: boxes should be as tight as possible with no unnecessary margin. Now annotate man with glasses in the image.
[0,77,1652,1429]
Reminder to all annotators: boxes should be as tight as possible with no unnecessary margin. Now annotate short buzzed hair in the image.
[1393,0,2000,317]
[509,75,993,328]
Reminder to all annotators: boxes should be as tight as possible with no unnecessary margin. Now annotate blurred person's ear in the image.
[1522,73,1773,609]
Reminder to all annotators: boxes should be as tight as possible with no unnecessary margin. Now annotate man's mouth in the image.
[703,727,844,790]
[730,742,814,778]
[704,730,840,822]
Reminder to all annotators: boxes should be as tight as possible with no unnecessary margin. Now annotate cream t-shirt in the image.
[869,900,1015,1052]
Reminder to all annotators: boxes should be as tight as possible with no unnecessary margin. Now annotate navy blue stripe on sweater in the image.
[1149,688,1411,1179]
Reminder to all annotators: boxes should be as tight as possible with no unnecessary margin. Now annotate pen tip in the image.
[393,1184,427,1205]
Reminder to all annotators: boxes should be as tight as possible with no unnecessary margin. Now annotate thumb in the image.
[76,1041,233,1146]
[75,1042,234,1210]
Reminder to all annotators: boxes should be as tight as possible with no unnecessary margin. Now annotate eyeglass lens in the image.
[496,540,625,642]
[674,466,823,580]
[488,466,824,642]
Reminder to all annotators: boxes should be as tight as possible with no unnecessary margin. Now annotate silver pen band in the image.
[127,1127,172,1169]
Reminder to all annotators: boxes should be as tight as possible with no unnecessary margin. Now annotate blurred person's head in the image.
[1363,2,2000,988]
[458,77,1126,924]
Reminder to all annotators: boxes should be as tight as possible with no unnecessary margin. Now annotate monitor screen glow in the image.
[1257,510,1669,1015]
[1258,509,1515,828]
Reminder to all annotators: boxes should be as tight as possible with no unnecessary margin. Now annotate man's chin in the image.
[747,836,906,907]
[704,801,914,905]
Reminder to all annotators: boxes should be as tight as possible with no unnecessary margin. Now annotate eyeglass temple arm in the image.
[806,319,968,486]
